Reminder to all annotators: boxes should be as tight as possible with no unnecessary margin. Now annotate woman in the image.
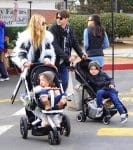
[83,14,109,67]
[12,14,56,89]
[11,14,56,123]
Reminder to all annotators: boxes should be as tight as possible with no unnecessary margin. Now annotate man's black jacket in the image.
[49,23,83,67]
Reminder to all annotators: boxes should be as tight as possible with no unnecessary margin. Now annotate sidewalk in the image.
[71,42,133,70]
[103,44,133,70]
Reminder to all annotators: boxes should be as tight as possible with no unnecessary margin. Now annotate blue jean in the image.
[96,88,126,115]
[89,56,104,67]
[0,60,8,78]
[54,93,67,106]
[58,64,69,92]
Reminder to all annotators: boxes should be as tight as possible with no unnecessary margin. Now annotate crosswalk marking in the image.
[0,125,14,136]
[12,107,25,116]
[97,128,133,136]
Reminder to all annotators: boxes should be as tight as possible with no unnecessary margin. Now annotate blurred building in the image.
[0,0,65,26]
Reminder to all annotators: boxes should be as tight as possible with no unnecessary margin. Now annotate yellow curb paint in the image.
[97,128,133,136]
[0,99,19,103]
[127,112,133,116]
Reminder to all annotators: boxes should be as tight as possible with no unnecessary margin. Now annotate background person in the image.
[83,14,109,67]
[0,22,9,81]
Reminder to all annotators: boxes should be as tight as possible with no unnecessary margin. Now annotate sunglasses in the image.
[56,16,63,20]
[42,22,46,26]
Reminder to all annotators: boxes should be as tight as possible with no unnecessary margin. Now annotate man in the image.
[49,10,87,91]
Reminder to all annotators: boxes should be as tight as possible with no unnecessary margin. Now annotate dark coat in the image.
[87,71,115,92]
[49,23,83,67]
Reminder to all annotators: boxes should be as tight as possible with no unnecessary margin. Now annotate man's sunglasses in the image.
[56,16,63,20]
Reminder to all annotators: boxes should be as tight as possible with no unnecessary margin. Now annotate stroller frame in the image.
[11,64,71,145]
[75,60,119,125]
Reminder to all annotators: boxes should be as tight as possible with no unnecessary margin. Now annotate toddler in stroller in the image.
[19,64,71,145]
[75,60,128,124]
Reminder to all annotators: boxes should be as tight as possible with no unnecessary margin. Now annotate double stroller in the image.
[11,63,71,145]
[74,59,127,125]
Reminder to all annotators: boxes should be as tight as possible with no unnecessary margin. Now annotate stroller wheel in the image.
[20,117,28,139]
[102,116,110,125]
[54,130,61,145]
[61,114,71,137]
[48,130,61,145]
[76,112,86,122]
[48,131,54,145]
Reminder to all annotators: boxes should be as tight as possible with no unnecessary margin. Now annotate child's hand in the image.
[109,84,115,88]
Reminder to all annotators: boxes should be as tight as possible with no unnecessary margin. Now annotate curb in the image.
[103,64,133,70]
[7,64,133,75]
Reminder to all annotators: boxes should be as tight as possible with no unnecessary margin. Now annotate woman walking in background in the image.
[83,14,109,67]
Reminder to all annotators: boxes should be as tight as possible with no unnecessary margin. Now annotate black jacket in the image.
[87,71,115,92]
[49,23,83,67]
[87,28,104,57]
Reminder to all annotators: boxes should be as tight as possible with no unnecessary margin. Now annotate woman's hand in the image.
[23,61,32,68]
[44,58,51,65]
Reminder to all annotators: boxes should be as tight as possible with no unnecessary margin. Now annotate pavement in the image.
[0,70,133,150]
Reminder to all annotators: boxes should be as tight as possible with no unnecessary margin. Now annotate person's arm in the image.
[103,72,115,86]
[83,28,89,51]
[102,32,110,49]
[11,31,31,68]
[70,27,83,58]
[49,25,69,62]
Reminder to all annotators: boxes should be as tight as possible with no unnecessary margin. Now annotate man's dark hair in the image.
[56,10,70,19]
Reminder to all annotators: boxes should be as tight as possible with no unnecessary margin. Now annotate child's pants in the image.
[96,88,126,114]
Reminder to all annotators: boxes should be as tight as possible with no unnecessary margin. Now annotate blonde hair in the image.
[28,14,46,49]
[39,73,55,87]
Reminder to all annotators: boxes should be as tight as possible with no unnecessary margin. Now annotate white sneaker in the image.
[0,77,10,81]
[96,107,103,118]
[120,114,128,123]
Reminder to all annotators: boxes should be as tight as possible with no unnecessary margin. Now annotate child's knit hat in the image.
[88,61,101,71]
[39,71,55,81]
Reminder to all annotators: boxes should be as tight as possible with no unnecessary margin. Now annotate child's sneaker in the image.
[120,114,128,123]
[96,107,103,118]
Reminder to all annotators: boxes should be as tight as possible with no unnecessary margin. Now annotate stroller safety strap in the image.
[49,90,55,108]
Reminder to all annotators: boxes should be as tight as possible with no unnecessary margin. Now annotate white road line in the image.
[0,125,14,136]
[12,107,25,116]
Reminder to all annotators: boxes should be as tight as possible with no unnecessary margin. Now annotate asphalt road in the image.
[0,70,133,150]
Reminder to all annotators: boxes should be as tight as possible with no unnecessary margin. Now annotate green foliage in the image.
[69,15,88,43]
[5,26,26,48]
[100,13,133,39]
[69,13,133,43]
